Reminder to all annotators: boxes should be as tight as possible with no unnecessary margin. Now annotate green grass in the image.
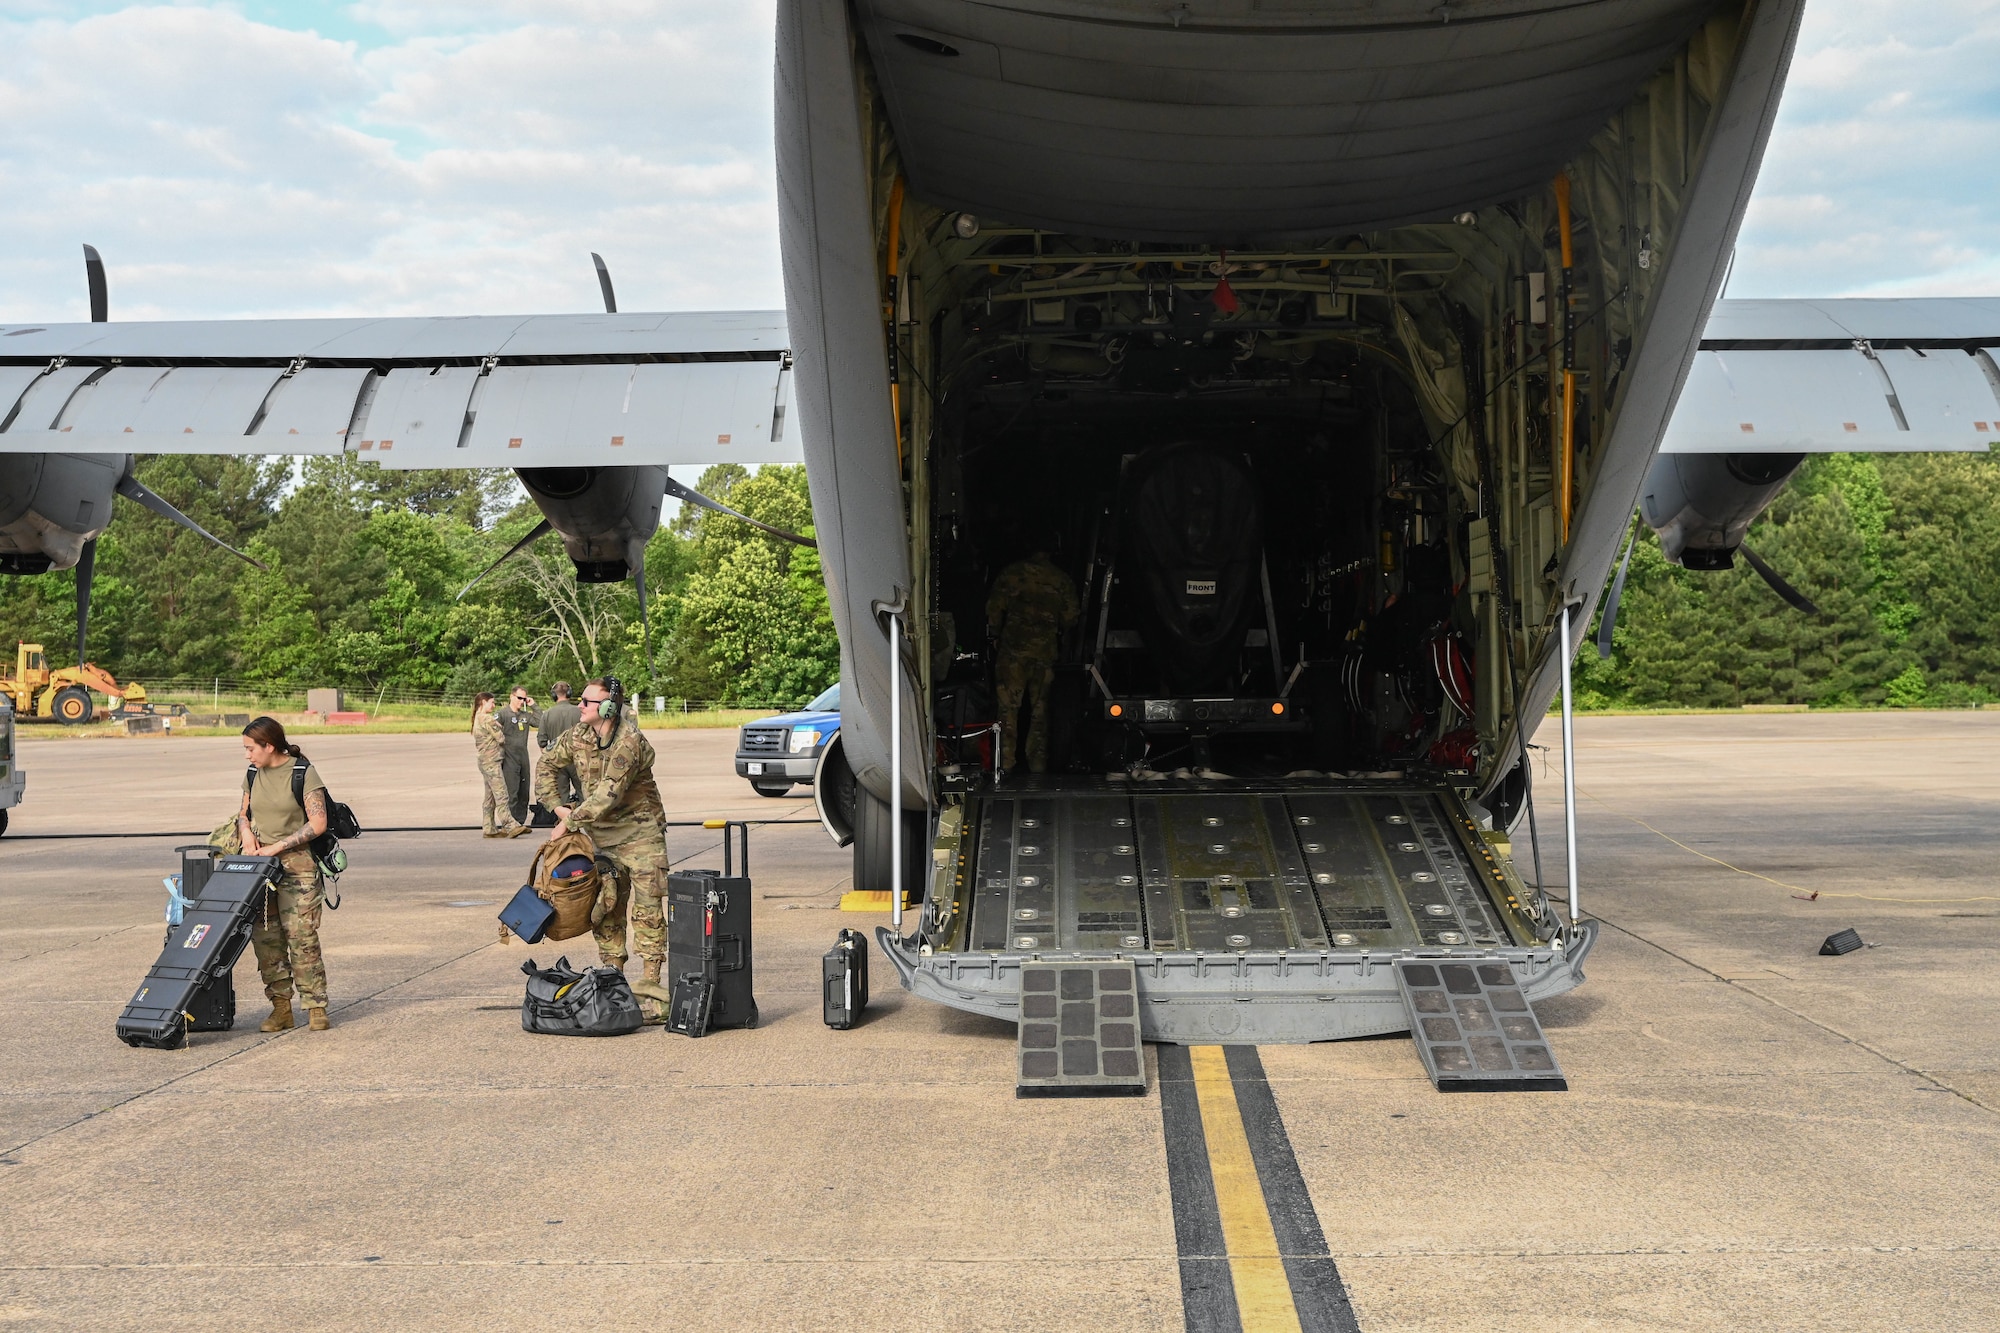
[17,707,769,740]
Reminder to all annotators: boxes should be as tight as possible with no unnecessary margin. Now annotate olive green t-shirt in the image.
[248,762,327,842]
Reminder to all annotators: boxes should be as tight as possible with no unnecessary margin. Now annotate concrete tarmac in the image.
[1,714,1995,1330]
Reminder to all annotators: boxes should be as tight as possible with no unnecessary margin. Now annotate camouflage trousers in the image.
[994,650,1057,773]
[251,849,327,1008]
[478,758,516,833]
[590,834,669,969]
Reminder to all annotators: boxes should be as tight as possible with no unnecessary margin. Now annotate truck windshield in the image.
[806,684,840,712]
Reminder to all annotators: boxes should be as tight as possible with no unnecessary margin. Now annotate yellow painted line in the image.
[1189,1045,1303,1333]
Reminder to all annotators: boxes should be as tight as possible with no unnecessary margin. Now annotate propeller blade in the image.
[591,252,617,314]
[456,518,552,601]
[1597,512,1643,660]
[114,475,267,570]
[75,537,96,666]
[633,545,655,678]
[1740,543,1821,615]
[83,244,108,323]
[663,475,816,548]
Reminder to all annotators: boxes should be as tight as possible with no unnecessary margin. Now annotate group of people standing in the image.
[204,678,669,1041]
[471,682,584,837]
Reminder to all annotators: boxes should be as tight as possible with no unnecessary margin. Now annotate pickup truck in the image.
[733,684,840,797]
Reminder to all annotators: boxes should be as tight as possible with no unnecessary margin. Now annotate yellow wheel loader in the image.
[1,643,154,725]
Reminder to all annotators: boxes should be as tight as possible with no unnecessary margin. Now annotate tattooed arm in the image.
[237,784,258,855]
[258,788,330,858]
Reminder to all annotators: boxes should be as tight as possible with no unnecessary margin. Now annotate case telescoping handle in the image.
[696,818,750,878]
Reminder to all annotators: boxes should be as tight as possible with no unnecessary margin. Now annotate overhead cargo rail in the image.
[0,312,798,468]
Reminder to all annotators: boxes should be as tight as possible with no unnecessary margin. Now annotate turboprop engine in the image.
[0,450,264,663]
[0,452,124,575]
[457,464,815,671]
[1638,451,1805,570]
[517,465,666,583]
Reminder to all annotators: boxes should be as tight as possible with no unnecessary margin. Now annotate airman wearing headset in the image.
[533,676,669,982]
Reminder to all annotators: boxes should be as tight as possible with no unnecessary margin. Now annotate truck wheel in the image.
[751,781,793,797]
[0,808,8,837]
[53,686,94,725]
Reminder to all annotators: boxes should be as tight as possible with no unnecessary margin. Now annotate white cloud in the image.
[0,0,1990,320]
[1731,0,2000,298]
[0,1,778,320]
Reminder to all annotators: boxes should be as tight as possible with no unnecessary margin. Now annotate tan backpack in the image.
[529,830,603,942]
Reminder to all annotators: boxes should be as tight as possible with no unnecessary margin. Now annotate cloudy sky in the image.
[0,0,1993,322]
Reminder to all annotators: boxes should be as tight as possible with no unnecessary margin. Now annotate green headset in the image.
[596,677,625,722]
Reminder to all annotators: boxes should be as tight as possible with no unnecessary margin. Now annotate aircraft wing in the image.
[1662,298,2000,455]
[0,312,797,467]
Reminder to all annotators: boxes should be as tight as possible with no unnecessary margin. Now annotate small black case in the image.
[668,973,715,1038]
[822,927,869,1030]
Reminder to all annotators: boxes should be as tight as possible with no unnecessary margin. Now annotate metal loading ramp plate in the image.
[1396,960,1567,1092]
[1016,960,1147,1098]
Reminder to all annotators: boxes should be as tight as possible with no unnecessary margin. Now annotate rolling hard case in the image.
[822,927,868,1030]
[666,865,757,1033]
[170,845,237,1034]
[118,855,281,1049]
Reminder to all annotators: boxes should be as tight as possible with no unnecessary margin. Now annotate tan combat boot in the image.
[307,1007,330,1031]
[260,997,294,1032]
[631,958,670,1004]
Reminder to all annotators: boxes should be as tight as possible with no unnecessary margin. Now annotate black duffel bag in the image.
[519,956,643,1037]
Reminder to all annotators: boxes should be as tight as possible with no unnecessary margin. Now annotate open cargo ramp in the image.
[877,780,1595,1047]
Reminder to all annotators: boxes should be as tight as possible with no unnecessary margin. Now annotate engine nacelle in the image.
[1639,451,1804,569]
[0,452,127,574]
[515,465,667,583]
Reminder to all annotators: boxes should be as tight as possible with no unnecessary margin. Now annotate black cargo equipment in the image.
[169,845,238,1033]
[665,821,757,1033]
[667,973,715,1038]
[822,927,868,1029]
[118,854,281,1049]
[519,956,643,1036]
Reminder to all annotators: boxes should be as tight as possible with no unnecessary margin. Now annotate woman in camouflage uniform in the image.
[237,716,334,1033]
[472,692,528,838]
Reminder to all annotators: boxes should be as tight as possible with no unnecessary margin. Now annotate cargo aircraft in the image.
[3,0,1994,1067]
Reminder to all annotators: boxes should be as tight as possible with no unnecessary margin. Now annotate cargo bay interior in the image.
[840,4,1760,984]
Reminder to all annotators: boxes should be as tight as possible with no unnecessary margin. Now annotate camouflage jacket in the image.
[472,713,508,770]
[535,717,665,849]
[986,555,1080,658]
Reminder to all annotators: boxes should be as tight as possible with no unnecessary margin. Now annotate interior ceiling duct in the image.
[855,0,1721,240]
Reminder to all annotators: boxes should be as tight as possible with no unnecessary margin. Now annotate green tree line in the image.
[1579,452,2000,709]
[0,457,838,708]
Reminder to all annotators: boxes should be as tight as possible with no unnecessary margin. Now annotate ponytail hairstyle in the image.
[242,715,307,766]
[471,691,496,731]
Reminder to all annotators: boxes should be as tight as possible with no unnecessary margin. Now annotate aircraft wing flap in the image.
[59,366,283,437]
[0,311,797,465]
[250,367,372,447]
[353,366,483,463]
[1663,346,2000,454]
[360,359,794,470]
